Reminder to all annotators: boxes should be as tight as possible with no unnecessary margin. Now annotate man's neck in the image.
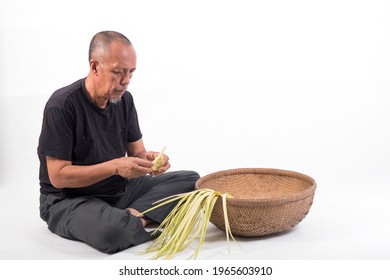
[84,75,109,109]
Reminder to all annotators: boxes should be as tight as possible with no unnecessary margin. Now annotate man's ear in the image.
[90,60,99,75]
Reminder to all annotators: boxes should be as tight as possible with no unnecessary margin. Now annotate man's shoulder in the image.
[121,91,134,102]
[46,79,84,108]
[120,91,135,108]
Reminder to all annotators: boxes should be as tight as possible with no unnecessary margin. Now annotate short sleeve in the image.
[124,93,143,143]
[37,106,74,161]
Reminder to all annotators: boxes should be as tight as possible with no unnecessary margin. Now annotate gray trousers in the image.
[39,170,200,254]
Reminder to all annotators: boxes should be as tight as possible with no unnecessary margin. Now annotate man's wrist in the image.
[111,158,120,176]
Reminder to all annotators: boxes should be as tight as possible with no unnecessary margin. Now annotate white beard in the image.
[109,98,121,104]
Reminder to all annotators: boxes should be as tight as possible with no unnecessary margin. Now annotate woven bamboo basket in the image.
[195,168,316,237]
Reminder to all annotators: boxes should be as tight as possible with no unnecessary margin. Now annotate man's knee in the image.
[178,170,201,191]
[186,170,201,181]
[95,223,131,254]
[92,214,154,254]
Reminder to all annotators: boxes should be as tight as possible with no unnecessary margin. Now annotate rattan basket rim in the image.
[195,168,317,207]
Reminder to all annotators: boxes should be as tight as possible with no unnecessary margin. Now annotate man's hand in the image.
[126,139,170,175]
[114,157,153,179]
[145,151,171,175]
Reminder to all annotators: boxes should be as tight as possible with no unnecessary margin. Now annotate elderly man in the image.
[38,31,199,253]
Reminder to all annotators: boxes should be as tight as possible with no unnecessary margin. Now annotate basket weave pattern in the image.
[195,168,316,237]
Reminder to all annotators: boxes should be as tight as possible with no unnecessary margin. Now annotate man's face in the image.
[96,42,137,103]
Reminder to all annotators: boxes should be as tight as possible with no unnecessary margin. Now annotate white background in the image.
[0,0,389,264]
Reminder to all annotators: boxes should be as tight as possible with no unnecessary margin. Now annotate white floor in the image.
[1,93,389,261]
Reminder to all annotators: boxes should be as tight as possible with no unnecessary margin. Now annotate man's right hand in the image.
[114,157,153,179]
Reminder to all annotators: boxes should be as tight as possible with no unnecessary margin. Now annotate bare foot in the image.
[127,208,152,227]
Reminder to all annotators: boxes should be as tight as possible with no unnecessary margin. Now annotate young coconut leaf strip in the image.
[138,188,236,259]
[151,146,166,172]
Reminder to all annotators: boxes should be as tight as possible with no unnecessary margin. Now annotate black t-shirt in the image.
[37,78,142,198]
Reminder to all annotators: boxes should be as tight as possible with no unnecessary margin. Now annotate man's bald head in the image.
[88,31,132,62]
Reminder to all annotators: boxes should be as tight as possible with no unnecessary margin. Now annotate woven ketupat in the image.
[195,168,316,237]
